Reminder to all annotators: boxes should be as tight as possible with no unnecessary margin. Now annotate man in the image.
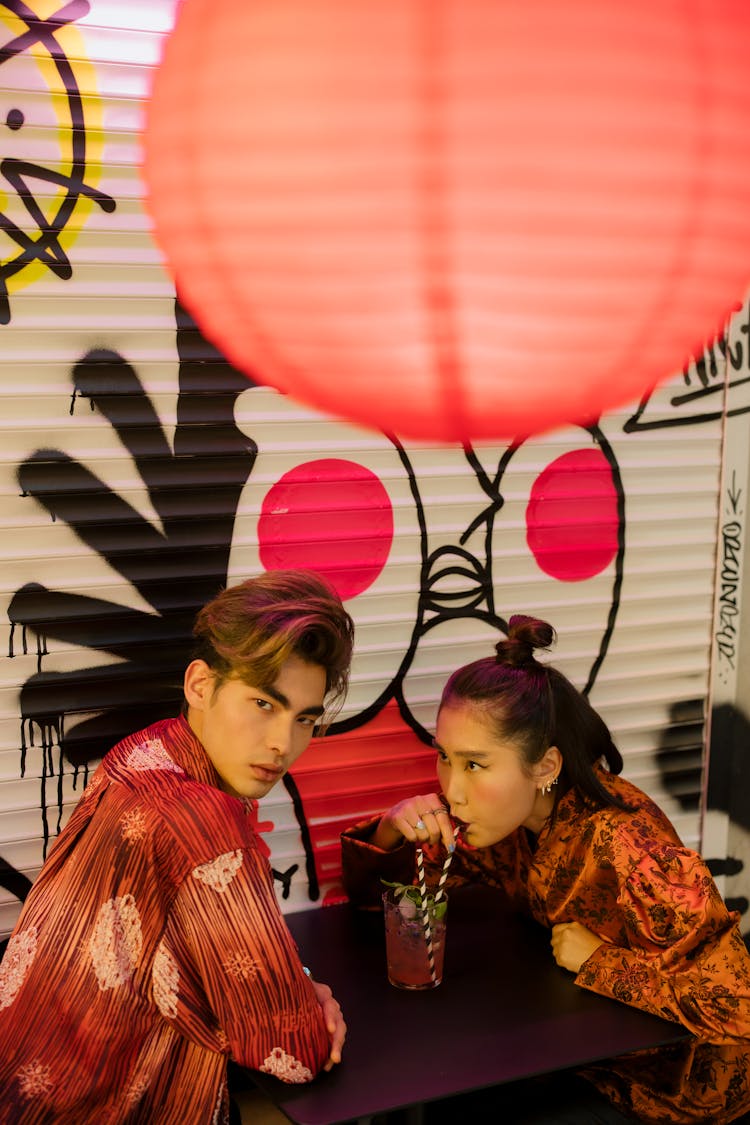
[0,570,354,1124]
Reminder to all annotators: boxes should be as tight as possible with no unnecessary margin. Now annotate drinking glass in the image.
[383,888,447,990]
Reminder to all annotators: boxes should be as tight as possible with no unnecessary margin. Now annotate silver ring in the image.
[429,807,446,815]
[414,818,426,831]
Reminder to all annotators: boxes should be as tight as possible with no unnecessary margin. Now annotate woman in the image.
[341,616,750,1125]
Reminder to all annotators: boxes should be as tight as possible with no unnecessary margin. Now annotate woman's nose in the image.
[443,772,466,807]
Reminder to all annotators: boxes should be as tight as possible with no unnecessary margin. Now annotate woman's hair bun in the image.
[494,614,556,668]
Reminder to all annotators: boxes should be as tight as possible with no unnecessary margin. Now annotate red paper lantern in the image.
[143,0,750,443]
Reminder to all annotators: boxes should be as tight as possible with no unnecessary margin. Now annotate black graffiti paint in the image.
[271,865,299,901]
[625,303,750,432]
[708,704,750,834]
[654,697,705,821]
[330,424,625,741]
[679,301,750,412]
[5,303,333,904]
[715,472,744,683]
[0,857,32,959]
[707,702,750,931]
[716,521,742,672]
[0,0,116,323]
[8,300,257,852]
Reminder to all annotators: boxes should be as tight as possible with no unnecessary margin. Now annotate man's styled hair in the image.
[191,570,355,724]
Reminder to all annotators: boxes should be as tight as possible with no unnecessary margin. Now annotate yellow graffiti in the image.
[0,0,109,301]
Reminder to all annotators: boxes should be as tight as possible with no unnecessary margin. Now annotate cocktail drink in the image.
[383,887,447,990]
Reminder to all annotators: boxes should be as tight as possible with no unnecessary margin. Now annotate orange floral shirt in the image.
[341,771,750,1125]
[0,717,330,1124]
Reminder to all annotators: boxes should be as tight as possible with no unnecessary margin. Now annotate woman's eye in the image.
[466,760,483,772]
[436,749,448,763]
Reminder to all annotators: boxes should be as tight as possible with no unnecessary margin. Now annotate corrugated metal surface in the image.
[0,1,742,933]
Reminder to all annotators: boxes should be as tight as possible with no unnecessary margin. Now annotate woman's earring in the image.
[540,776,559,797]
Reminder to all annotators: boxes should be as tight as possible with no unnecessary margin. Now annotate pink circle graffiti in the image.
[258,458,394,599]
[526,449,619,582]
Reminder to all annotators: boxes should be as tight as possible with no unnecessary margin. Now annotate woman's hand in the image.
[311,979,346,1071]
[371,793,455,852]
[551,921,606,974]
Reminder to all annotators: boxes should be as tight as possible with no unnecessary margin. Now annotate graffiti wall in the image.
[1,1,748,944]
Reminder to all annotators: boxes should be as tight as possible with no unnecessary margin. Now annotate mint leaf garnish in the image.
[381,878,447,919]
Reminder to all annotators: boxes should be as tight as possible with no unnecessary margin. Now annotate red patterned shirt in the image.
[0,716,330,1123]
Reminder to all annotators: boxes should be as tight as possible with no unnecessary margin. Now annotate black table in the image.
[248,885,689,1124]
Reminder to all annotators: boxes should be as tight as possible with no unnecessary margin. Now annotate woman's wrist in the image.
[371,816,404,852]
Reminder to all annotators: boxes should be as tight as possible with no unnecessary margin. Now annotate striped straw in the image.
[415,848,437,983]
[435,824,460,903]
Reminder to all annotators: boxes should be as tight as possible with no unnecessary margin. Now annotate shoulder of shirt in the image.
[571,770,686,851]
[100,718,253,843]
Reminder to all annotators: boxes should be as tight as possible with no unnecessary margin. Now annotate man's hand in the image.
[311,979,346,1070]
[551,921,605,974]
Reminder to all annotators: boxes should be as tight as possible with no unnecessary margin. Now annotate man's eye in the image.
[255,698,272,711]
[298,716,316,727]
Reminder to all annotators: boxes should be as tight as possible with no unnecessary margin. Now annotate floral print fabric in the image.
[341,770,750,1124]
[0,716,329,1124]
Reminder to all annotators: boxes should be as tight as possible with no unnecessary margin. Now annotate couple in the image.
[1,571,748,1124]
